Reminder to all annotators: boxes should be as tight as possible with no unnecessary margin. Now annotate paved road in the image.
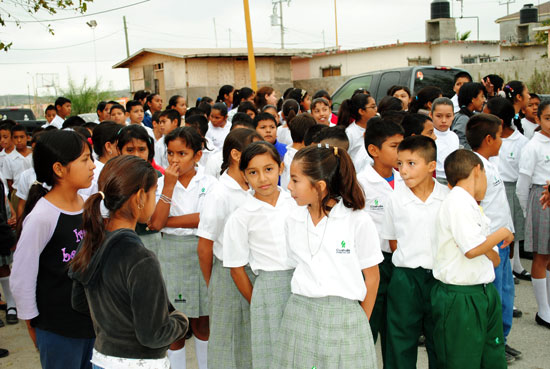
[0,258,547,368]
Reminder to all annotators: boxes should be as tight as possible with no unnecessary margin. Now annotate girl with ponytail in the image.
[271,144,381,369]
[277,98,300,146]
[503,80,529,135]
[451,82,486,149]
[11,130,96,368]
[70,155,189,369]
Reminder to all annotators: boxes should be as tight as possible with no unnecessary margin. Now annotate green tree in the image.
[456,30,472,41]
[61,77,116,115]
[0,0,93,51]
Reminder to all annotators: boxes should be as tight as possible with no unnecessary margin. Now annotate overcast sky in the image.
[0,0,536,96]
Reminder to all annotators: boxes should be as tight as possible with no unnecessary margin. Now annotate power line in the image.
[3,0,150,23]
[11,31,120,51]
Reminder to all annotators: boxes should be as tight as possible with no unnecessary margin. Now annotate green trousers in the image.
[430,281,507,369]
[370,251,393,367]
[386,267,437,369]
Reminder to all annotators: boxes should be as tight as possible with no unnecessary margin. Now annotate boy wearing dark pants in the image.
[432,149,511,369]
[382,136,448,369]
[357,119,404,366]
[466,113,520,363]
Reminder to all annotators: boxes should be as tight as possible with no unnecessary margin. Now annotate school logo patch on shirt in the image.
[336,240,350,254]
[369,199,384,211]
[545,155,550,164]
[492,175,502,187]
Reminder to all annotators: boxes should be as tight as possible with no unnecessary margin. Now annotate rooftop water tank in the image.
[431,0,451,19]
[520,3,538,24]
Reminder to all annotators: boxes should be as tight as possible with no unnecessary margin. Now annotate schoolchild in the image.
[147,127,216,369]
[450,71,473,113]
[167,94,188,120]
[271,144,382,369]
[109,104,127,125]
[69,155,188,369]
[484,98,531,283]
[430,97,459,185]
[126,100,155,139]
[154,109,181,169]
[276,99,300,146]
[310,98,332,126]
[0,122,15,195]
[2,124,32,192]
[288,88,311,113]
[237,101,258,120]
[388,85,412,111]
[357,119,404,365]
[521,93,540,139]
[408,86,442,115]
[313,126,350,151]
[44,97,71,129]
[152,111,164,142]
[143,93,163,128]
[223,141,295,369]
[254,86,278,112]
[280,113,316,190]
[206,102,231,152]
[401,113,437,140]
[503,81,529,136]
[312,89,338,124]
[216,85,235,109]
[44,105,56,124]
[451,82,486,149]
[516,99,550,329]
[382,136,449,369]
[253,112,286,159]
[261,104,279,125]
[196,128,262,369]
[11,130,96,369]
[86,122,123,194]
[466,113,519,362]
[432,149,511,369]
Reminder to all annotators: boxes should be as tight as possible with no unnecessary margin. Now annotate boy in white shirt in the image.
[44,97,71,129]
[126,100,154,139]
[3,125,32,192]
[431,97,459,185]
[357,119,404,366]
[432,149,511,369]
[466,113,520,362]
[382,136,449,368]
[154,109,181,169]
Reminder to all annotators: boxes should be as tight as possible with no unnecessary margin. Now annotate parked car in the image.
[331,65,469,113]
[0,108,45,133]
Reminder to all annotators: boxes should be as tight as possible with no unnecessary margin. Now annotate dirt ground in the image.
[0,258,548,369]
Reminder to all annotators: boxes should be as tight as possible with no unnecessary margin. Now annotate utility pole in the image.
[243,0,257,90]
[123,16,131,93]
[322,29,326,48]
[499,0,516,15]
[334,0,339,49]
[229,28,232,48]
[271,1,289,49]
[279,0,284,49]
[213,18,218,47]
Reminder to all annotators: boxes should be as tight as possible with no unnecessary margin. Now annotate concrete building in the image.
[113,48,310,105]
[496,2,550,44]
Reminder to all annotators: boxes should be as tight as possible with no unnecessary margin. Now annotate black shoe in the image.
[0,348,8,358]
[505,351,515,364]
[6,308,17,325]
[513,270,532,281]
[505,345,522,359]
[535,313,550,329]
[513,308,523,318]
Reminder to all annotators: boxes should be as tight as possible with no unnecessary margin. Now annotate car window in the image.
[331,75,373,113]
[376,72,401,102]
[413,69,458,98]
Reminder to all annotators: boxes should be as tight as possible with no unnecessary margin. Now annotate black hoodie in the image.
[69,228,188,359]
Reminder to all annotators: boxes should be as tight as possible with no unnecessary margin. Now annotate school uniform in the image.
[2,151,32,183]
[271,200,382,369]
[274,140,287,160]
[521,118,538,139]
[0,149,10,195]
[433,128,459,182]
[432,186,506,369]
[382,180,449,369]
[451,94,460,113]
[451,111,472,150]
[199,137,217,169]
[475,152,515,341]
[280,145,297,191]
[357,164,402,362]
[205,122,231,152]
[143,110,153,128]
[130,122,155,139]
[158,167,216,318]
[204,150,223,179]
[277,125,292,147]
[517,132,550,255]
[153,136,168,169]
[42,115,63,129]
[196,172,254,369]
[346,122,366,169]
[223,191,295,369]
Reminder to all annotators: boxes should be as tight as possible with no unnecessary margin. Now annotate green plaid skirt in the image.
[525,184,550,254]
[504,182,524,241]
[271,294,378,369]
[208,256,256,369]
[139,232,162,257]
[158,234,208,318]
[250,269,293,369]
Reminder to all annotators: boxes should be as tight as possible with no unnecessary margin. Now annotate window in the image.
[154,63,164,71]
[376,72,401,102]
[321,65,342,77]
[408,57,431,66]
[154,79,160,94]
[331,75,373,113]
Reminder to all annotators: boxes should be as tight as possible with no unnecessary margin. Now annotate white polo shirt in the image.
[357,165,403,253]
[223,190,295,273]
[14,167,36,201]
[381,180,449,269]
[519,132,550,185]
[3,151,33,181]
[280,145,298,191]
[475,152,514,233]
[42,115,63,129]
[521,118,538,140]
[346,122,366,170]
[433,128,459,179]
[434,186,497,285]
[197,172,249,261]
[205,122,231,152]
[352,148,374,174]
[204,150,223,179]
[494,129,529,182]
[160,167,217,236]
[277,125,292,147]
[285,200,383,301]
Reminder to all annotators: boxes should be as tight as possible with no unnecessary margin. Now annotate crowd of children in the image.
[0,73,548,369]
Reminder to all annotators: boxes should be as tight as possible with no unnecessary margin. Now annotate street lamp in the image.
[86,20,98,85]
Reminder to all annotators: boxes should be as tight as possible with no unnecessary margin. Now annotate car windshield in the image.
[414,69,458,98]
[0,110,35,121]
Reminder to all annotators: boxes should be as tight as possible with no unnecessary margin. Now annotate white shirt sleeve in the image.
[284,216,298,268]
[196,186,223,242]
[222,211,250,268]
[516,173,532,216]
[10,201,58,320]
[355,212,383,269]
[380,196,396,241]
[448,202,487,255]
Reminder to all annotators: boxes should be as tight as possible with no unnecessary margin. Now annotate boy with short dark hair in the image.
[253,112,286,159]
[126,100,153,138]
[451,71,472,113]
[109,104,127,125]
[48,96,71,129]
[382,135,448,368]
[2,125,32,191]
[0,122,16,196]
[357,119,404,366]
[44,105,56,124]
[314,126,350,151]
[154,109,181,168]
[432,149,511,369]
[466,113,520,363]
[280,113,316,189]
